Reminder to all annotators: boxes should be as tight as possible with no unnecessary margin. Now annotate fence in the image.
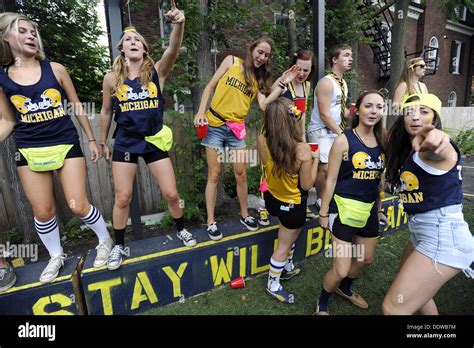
[0,110,262,234]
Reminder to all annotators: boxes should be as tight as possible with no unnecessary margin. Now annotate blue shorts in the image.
[408,204,474,278]
[201,124,246,151]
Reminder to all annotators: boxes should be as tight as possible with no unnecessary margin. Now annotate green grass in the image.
[141,205,474,315]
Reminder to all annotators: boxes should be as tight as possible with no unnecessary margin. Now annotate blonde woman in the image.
[0,13,113,283]
[99,1,196,270]
[392,57,429,110]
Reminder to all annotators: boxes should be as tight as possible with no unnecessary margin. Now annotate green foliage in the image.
[438,0,474,21]
[18,0,110,109]
[61,216,93,241]
[454,128,474,155]
[4,228,22,244]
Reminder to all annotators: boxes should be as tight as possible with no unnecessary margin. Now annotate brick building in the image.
[104,0,473,107]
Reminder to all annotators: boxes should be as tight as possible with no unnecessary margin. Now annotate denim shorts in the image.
[201,124,246,151]
[408,204,474,278]
[307,128,337,164]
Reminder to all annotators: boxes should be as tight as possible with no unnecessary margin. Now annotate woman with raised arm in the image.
[194,37,299,240]
[383,94,473,315]
[99,1,196,270]
[0,13,113,283]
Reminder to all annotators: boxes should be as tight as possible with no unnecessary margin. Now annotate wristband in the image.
[278,81,287,89]
[319,213,328,218]
[378,210,384,213]
[88,139,96,142]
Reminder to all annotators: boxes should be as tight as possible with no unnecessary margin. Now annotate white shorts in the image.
[307,128,337,164]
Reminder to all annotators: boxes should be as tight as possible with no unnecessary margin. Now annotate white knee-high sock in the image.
[267,257,286,291]
[35,216,62,257]
[284,243,296,271]
[80,205,110,242]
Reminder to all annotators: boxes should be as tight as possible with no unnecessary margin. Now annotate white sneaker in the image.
[94,237,114,268]
[39,253,67,284]
[176,229,197,247]
[107,245,127,270]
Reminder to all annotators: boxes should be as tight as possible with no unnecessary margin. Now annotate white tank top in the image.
[308,74,348,132]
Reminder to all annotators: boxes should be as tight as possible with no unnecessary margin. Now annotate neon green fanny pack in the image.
[18,144,74,172]
[144,125,173,152]
[334,194,374,228]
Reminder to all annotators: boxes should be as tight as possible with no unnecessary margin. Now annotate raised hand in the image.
[412,124,450,156]
[280,64,300,85]
[166,0,185,24]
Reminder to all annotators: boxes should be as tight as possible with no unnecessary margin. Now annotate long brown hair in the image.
[263,98,301,176]
[243,37,273,96]
[398,57,424,95]
[352,90,387,153]
[0,12,45,66]
[111,29,154,96]
[385,95,443,192]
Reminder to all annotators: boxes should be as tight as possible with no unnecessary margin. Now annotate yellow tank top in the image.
[206,57,257,127]
[264,145,302,204]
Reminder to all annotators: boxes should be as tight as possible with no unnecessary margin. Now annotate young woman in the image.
[257,97,319,303]
[383,94,473,315]
[315,91,387,315]
[257,50,316,227]
[0,13,113,283]
[194,37,299,240]
[99,1,196,270]
[392,57,428,110]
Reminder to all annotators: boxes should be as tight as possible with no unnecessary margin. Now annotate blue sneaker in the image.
[266,285,294,303]
[281,265,303,281]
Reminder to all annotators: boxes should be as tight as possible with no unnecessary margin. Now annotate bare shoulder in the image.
[50,62,67,74]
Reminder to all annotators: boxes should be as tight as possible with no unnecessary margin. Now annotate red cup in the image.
[349,103,356,119]
[195,124,208,139]
[308,143,319,152]
[293,98,307,114]
[230,276,246,289]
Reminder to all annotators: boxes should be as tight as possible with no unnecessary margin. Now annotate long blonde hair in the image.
[243,37,273,96]
[398,57,424,95]
[111,28,155,96]
[0,12,45,65]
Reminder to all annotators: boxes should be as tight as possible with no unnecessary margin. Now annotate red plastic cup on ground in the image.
[293,98,307,114]
[308,143,319,152]
[195,124,208,139]
[349,103,356,119]
[230,276,246,289]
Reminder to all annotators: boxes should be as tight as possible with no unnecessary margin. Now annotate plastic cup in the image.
[230,276,246,289]
[293,98,307,114]
[195,124,208,139]
[349,103,356,119]
[308,143,319,152]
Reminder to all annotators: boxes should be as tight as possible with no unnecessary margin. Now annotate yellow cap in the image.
[401,94,442,117]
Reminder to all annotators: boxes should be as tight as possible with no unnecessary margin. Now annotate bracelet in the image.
[378,210,384,213]
[88,139,96,142]
[319,213,328,218]
[278,81,287,89]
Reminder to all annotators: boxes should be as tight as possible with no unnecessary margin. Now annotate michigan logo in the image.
[11,89,62,114]
[400,171,419,192]
[116,82,158,102]
[352,152,371,169]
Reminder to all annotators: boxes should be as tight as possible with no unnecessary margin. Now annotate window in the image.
[173,90,192,114]
[427,37,438,71]
[454,6,467,21]
[450,41,464,75]
[378,23,391,68]
[448,91,457,107]
[274,12,289,27]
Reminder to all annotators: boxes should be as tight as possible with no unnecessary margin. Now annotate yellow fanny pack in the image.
[144,125,173,152]
[18,144,74,172]
[334,194,374,228]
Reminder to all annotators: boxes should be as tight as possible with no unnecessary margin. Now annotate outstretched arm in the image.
[155,0,185,89]
[257,64,300,111]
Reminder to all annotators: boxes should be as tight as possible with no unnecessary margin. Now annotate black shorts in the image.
[16,143,84,167]
[264,190,307,230]
[331,208,380,243]
[112,148,169,164]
